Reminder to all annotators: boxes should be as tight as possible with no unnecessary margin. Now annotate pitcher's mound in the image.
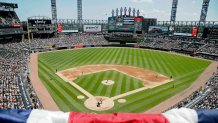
[84,96,114,111]
[102,80,114,85]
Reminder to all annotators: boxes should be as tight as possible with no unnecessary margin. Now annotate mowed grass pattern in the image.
[74,70,144,97]
[38,48,211,113]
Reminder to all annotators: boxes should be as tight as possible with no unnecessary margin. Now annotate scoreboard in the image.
[28,18,56,34]
[28,19,52,26]
[108,16,143,33]
[203,27,218,39]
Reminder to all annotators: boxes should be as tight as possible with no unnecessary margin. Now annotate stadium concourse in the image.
[0,33,218,112]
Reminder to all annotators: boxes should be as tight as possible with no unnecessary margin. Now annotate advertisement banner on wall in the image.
[58,23,63,33]
[74,45,84,49]
[192,27,199,37]
[149,26,169,34]
[202,27,218,39]
[83,25,102,33]
[62,30,79,33]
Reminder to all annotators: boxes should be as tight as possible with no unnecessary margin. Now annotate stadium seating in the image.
[0,40,41,109]
[197,43,218,55]
[26,34,108,48]
[140,34,218,60]
[0,11,20,26]
[164,70,218,111]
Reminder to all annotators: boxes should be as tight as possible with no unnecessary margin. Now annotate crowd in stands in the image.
[0,34,109,109]
[0,11,20,25]
[139,34,218,60]
[193,72,218,109]
[174,89,202,108]
[0,40,41,109]
[26,34,109,48]
[140,35,205,51]
[165,69,218,111]
[139,35,181,50]
[197,40,218,55]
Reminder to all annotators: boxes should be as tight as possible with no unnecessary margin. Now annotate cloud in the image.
[131,0,153,3]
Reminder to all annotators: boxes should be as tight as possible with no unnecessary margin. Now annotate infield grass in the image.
[74,70,144,97]
[38,48,211,113]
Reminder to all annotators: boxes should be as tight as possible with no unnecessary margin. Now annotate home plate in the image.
[84,96,114,111]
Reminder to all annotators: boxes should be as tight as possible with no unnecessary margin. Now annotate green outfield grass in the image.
[38,48,211,113]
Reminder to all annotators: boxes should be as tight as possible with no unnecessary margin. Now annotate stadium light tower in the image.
[124,7,127,16]
[133,8,136,17]
[77,0,82,24]
[128,7,131,16]
[200,0,210,22]
[120,7,123,16]
[137,10,140,17]
[51,0,57,22]
[170,0,178,22]
[116,8,119,17]
[112,9,115,17]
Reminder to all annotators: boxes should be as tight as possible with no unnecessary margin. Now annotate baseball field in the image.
[38,48,211,113]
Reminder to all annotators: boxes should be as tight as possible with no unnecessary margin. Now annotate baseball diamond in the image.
[35,47,211,113]
[1,0,218,122]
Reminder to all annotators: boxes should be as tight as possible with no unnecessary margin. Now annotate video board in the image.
[192,27,199,37]
[83,25,101,33]
[108,16,142,33]
[148,26,169,34]
[28,19,52,26]
[203,27,218,39]
[0,2,18,10]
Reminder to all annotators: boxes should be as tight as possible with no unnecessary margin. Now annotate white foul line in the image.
[111,80,173,100]
[69,81,94,98]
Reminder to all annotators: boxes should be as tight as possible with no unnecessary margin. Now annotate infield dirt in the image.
[57,64,170,87]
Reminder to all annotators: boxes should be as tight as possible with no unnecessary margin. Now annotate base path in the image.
[57,64,170,87]
[111,85,157,100]
[30,53,59,111]
[69,82,94,98]
[147,61,218,113]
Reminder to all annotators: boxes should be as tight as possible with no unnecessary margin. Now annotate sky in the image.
[1,0,218,21]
